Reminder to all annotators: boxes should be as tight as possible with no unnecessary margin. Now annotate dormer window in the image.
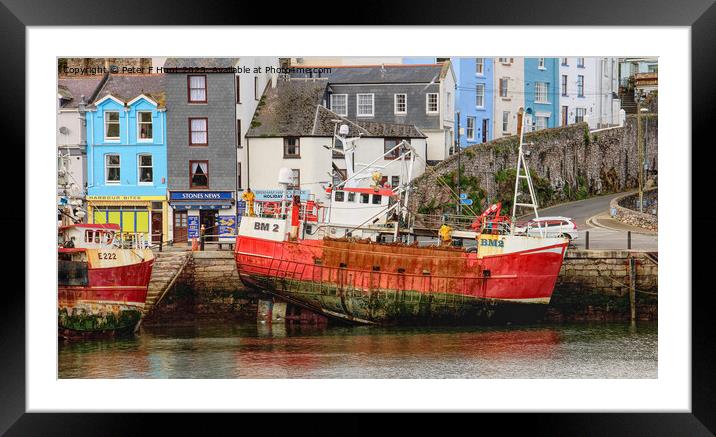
[104,111,120,140]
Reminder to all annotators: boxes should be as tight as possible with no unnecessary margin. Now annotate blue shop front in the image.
[168,191,237,244]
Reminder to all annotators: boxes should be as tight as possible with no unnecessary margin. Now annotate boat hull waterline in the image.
[235,235,568,325]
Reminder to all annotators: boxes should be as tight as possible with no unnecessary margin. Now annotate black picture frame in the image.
[5,0,714,434]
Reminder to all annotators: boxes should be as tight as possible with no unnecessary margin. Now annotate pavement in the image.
[518,191,658,251]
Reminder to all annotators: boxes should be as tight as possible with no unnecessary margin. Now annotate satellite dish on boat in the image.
[278,167,294,186]
[338,124,349,136]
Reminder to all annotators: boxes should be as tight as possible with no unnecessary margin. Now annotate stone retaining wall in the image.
[147,249,658,323]
[610,188,658,231]
[409,115,658,214]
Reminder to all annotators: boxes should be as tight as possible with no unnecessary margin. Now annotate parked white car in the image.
[515,216,578,241]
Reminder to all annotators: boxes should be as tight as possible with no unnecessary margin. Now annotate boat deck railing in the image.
[413,213,476,231]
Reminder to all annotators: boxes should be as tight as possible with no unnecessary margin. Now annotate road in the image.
[517,191,658,251]
[517,191,626,227]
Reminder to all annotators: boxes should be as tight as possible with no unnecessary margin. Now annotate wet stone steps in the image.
[145,252,190,313]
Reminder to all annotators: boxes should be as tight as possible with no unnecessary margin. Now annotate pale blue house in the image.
[404,57,494,147]
[85,74,169,242]
[523,58,560,130]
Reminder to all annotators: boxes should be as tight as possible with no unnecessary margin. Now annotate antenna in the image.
[510,108,541,236]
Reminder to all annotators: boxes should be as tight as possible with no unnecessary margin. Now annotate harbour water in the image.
[58,321,657,379]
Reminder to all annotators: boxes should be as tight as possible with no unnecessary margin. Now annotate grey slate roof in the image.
[57,77,104,108]
[92,74,166,107]
[246,79,328,137]
[246,79,425,139]
[292,64,446,84]
[163,57,239,72]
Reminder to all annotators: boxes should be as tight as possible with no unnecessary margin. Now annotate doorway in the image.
[200,209,218,241]
[173,210,188,243]
[151,211,163,243]
[481,119,489,143]
[562,106,569,126]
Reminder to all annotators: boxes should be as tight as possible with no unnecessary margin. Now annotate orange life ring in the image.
[263,202,279,215]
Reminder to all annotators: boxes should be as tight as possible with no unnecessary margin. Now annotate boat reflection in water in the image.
[58,321,657,379]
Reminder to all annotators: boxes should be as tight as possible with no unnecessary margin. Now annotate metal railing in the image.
[412,213,477,231]
[245,201,322,222]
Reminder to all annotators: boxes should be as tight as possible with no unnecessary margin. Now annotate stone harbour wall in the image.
[610,188,658,231]
[144,251,258,323]
[548,250,658,321]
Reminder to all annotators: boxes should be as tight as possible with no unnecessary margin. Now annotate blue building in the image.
[404,57,494,147]
[523,58,560,130]
[85,74,169,243]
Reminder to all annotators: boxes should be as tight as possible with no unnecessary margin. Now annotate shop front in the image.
[168,191,236,245]
[86,195,169,244]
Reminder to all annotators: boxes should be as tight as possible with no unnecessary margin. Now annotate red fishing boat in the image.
[235,110,568,324]
[58,224,154,338]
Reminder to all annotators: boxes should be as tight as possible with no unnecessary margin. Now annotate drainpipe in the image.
[89,111,94,190]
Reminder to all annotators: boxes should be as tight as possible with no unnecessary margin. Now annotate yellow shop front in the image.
[86,195,169,245]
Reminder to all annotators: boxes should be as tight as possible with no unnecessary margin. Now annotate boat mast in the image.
[510,108,542,236]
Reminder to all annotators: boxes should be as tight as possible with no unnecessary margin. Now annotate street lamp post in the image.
[456,111,461,215]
